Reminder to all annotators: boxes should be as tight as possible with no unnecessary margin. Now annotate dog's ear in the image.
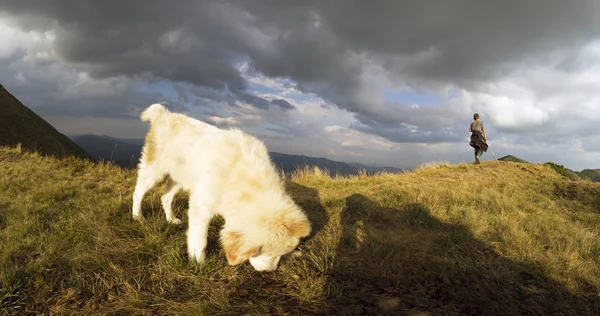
[284,216,311,238]
[222,231,261,265]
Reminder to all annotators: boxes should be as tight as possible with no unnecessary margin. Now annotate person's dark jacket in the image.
[470,130,488,152]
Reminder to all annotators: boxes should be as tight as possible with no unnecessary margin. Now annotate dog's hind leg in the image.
[161,178,183,224]
[132,163,165,221]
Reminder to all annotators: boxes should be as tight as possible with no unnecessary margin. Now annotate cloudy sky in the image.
[1,1,599,170]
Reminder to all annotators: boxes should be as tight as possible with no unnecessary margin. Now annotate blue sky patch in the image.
[384,88,444,106]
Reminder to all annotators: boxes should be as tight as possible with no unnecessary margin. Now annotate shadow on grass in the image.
[285,180,329,241]
[315,194,600,315]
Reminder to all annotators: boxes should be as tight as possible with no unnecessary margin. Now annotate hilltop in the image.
[499,154,599,182]
[1,146,599,315]
[71,134,403,176]
[498,155,529,163]
[0,84,93,160]
[578,168,600,182]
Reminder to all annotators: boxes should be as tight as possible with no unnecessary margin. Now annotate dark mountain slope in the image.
[0,84,93,160]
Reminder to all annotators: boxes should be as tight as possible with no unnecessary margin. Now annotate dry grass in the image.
[1,146,599,315]
[415,160,452,170]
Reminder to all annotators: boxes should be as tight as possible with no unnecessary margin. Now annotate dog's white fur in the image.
[131,103,311,271]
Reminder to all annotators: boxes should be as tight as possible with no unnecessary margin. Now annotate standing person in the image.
[469,113,488,164]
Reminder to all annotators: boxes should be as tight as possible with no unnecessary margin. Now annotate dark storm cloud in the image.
[351,116,465,144]
[239,0,600,85]
[1,0,599,144]
[239,0,600,142]
[270,98,295,110]
[227,91,267,109]
[0,0,269,109]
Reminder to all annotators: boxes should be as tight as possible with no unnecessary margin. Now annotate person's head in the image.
[473,113,480,120]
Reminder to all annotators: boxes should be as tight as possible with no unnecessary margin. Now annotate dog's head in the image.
[221,205,311,271]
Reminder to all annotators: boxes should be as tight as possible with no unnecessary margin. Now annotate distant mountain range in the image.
[70,134,143,165]
[70,134,405,177]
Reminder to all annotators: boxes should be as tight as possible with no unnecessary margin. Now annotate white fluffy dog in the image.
[131,103,311,271]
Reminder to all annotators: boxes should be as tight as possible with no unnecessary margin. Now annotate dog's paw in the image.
[168,217,183,225]
[189,253,206,264]
[188,248,206,264]
[132,214,145,222]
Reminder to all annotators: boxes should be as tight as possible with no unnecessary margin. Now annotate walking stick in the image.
[487,141,500,164]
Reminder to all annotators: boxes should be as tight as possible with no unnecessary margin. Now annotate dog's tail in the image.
[140,103,168,122]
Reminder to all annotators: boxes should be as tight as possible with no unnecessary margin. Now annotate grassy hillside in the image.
[1,146,599,315]
[544,162,581,180]
[498,154,597,182]
[579,169,600,182]
[0,84,93,160]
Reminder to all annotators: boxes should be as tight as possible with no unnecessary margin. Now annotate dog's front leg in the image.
[132,164,164,221]
[187,191,214,263]
[161,179,183,224]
